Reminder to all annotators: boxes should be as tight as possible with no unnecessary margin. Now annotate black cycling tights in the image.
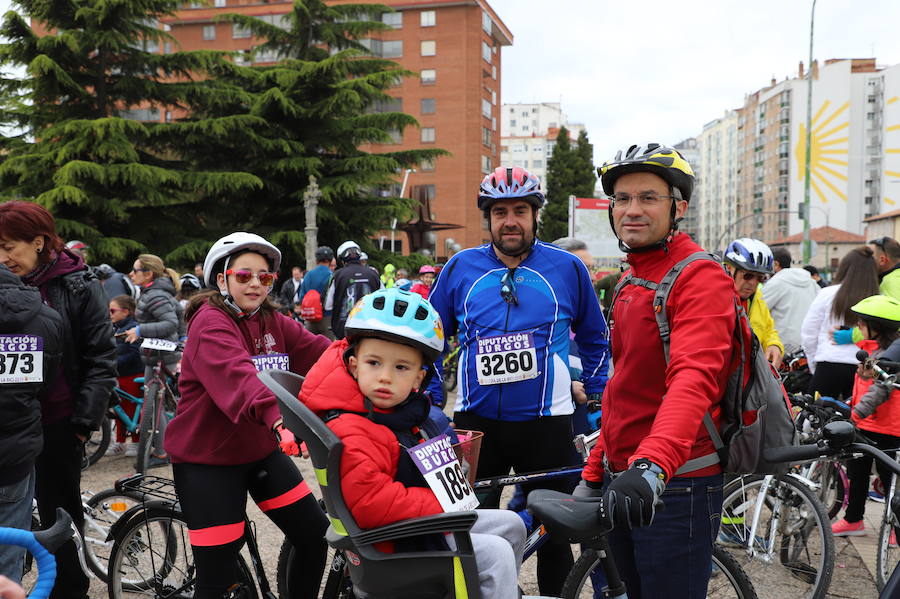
[173,451,328,599]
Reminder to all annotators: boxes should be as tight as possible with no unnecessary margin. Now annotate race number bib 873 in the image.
[476,332,538,385]
[0,335,43,384]
[408,434,478,512]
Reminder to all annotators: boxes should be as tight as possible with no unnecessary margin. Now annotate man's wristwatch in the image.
[586,393,602,407]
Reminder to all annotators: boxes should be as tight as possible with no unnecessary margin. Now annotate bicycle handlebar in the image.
[0,509,74,599]
[764,441,900,478]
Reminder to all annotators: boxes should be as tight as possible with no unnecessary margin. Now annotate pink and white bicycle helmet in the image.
[477,166,545,210]
[419,265,436,275]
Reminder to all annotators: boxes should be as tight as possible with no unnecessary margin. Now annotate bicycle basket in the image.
[451,429,483,487]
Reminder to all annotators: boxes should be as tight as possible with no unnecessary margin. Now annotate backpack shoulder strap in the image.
[608,270,657,330]
[653,251,725,362]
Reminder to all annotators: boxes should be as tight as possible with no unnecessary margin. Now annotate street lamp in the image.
[303,175,321,271]
[802,0,818,263]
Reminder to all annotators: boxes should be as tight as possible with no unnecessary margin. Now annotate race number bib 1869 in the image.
[0,335,43,384]
[250,353,290,373]
[408,434,479,513]
[476,332,538,386]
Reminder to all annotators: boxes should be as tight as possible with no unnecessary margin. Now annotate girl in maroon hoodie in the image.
[165,232,331,599]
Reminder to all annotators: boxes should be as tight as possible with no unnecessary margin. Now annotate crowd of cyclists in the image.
[2,142,900,598]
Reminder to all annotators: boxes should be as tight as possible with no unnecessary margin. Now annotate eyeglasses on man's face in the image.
[610,193,678,209]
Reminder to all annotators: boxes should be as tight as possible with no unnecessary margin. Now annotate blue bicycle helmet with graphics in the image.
[344,288,445,362]
[724,238,774,275]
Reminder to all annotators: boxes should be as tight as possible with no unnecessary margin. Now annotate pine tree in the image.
[174,0,448,272]
[0,0,262,265]
[539,127,596,241]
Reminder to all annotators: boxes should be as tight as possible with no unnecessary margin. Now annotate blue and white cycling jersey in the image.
[428,241,610,421]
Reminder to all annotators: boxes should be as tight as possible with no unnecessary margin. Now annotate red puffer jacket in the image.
[583,234,739,481]
[299,340,442,530]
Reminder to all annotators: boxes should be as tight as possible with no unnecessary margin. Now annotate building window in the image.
[413,184,436,201]
[491,90,496,105]
[482,155,491,174]
[232,23,251,39]
[202,25,216,41]
[532,159,543,168]
[492,65,497,80]
[481,41,491,63]
[421,127,435,143]
[420,158,435,171]
[382,40,402,58]
[381,11,402,28]
[510,119,516,127]
[482,127,491,146]
[482,99,491,119]
[387,128,403,144]
[421,10,436,27]
[420,98,436,114]
[420,40,436,56]
[482,10,492,33]
[163,42,172,54]
[214,0,226,6]
[370,97,403,113]
[421,69,436,84]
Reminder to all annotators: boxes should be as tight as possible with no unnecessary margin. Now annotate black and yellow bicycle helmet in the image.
[598,143,695,202]
[851,295,900,330]
[598,143,695,253]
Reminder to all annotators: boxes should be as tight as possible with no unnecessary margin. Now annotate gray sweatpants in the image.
[447,509,526,599]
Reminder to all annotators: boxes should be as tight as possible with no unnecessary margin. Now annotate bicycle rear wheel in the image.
[107,506,257,599]
[559,545,757,598]
[718,474,834,599]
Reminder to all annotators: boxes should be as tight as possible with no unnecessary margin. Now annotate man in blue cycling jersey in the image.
[428,166,609,596]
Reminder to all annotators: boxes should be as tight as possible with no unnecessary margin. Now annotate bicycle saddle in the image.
[526,489,610,544]
[33,508,76,553]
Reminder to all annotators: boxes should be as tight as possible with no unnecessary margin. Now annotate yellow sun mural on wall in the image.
[795,100,849,203]
[887,96,900,206]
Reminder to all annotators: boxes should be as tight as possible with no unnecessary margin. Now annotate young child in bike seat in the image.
[299,288,525,599]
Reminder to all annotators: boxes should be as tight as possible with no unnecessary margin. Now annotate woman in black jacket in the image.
[0,264,63,583]
[0,201,116,599]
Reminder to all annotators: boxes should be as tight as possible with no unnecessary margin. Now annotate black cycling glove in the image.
[601,459,666,531]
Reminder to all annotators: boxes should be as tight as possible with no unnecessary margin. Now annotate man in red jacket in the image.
[575,144,738,598]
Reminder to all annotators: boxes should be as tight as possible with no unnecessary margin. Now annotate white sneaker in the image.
[124,442,139,457]
[105,442,126,456]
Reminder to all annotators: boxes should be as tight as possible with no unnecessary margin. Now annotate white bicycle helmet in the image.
[724,238,774,275]
[203,232,282,288]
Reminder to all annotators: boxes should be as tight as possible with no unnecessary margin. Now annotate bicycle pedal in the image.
[784,561,817,585]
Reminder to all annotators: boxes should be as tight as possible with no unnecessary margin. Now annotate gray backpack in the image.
[610,251,798,475]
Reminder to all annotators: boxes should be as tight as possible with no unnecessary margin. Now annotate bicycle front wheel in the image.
[876,504,900,590]
[559,545,757,599]
[719,474,834,599]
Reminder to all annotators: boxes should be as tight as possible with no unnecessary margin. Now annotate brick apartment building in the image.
[163,0,512,256]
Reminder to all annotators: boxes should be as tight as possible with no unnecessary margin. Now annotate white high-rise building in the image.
[500,102,585,181]
[696,111,740,251]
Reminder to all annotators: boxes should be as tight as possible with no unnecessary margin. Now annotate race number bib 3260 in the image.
[0,335,43,384]
[408,434,478,512]
[476,332,538,385]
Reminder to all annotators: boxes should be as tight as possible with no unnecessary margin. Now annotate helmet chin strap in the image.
[218,255,262,319]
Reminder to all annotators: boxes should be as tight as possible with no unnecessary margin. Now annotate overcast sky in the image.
[489,0,900,163]
[3,0,899,165]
